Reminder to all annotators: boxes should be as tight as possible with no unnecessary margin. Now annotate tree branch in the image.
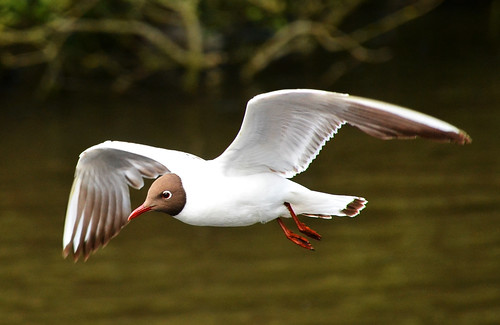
[241,0,444,81]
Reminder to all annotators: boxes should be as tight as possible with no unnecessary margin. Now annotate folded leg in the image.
[284,202,321,240]
[277,217,314,250]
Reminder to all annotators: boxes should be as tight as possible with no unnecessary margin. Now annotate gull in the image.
[62,89,471,261]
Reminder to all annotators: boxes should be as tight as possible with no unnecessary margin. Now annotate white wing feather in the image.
[63,141,201,261]
[215,89,470,177]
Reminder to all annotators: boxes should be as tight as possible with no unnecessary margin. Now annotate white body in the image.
[175,160,356,226]
[176,163,295,226]
[62,89,470,260]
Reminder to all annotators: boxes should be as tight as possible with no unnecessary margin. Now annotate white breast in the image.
[175,164,291,227]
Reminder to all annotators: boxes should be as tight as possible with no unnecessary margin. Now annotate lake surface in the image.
[0,6,499,325]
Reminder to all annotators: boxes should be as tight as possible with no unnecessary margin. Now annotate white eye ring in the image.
[161,191,172,199]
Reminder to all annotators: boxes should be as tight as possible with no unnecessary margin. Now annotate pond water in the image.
[0,6,499,325]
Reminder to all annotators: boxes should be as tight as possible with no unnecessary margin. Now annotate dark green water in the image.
[0,6,499,325]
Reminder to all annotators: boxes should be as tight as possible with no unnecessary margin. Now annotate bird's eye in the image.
[161,191,172,199]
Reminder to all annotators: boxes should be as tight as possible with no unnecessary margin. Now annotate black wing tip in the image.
[62,246,71,259]
[62,245,82,263]
[342,198,367,217]
[431,129,472,145]
[63,242,97,262]
[457,130,472,145]
[63,223,128,262]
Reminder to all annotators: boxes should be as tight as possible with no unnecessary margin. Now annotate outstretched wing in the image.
[215,89,471,178]
[63,141,197,261]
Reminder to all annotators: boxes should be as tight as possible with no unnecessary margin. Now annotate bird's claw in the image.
[284,202,322,241]
[298,225,321,241]
[287,232,315,251]
[277,217,315,251]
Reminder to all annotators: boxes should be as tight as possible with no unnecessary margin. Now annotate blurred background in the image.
[0,0,498,324]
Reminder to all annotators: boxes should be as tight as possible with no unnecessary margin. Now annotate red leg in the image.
[284,202,321,240]
[277,218,314,250]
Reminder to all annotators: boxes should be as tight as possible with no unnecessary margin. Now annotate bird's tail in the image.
[290,190,367,219]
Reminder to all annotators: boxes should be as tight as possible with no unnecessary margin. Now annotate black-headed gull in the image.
[63,89,471,261]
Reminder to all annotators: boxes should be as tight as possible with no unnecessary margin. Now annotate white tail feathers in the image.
[291,191,367,218]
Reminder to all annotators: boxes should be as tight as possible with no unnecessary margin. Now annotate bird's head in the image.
[128,173,186,221]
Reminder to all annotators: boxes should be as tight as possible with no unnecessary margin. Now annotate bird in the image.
[62,89,471,261]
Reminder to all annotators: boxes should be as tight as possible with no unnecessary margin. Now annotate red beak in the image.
[128,204,152,221]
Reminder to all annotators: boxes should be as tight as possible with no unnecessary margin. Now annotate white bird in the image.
[63,89,471,261]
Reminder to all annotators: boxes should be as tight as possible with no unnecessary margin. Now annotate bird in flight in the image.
[63,89,471,261]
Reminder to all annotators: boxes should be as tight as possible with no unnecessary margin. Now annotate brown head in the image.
[128,173,186,221]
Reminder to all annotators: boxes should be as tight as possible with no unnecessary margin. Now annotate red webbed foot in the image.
[284,202,322,240]
[277,218,315,250]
